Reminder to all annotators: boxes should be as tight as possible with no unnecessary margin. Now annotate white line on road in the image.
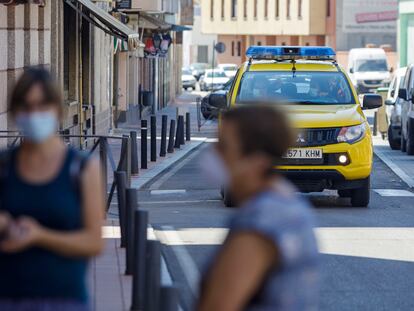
[155,226,201,298]
[374,189,414,197]
[139,199,222,205]
[150,189,187,195]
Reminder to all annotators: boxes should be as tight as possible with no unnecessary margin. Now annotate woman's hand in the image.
[0,217,44,253]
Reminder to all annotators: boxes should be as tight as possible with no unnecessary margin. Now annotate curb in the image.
[374,147,414,188]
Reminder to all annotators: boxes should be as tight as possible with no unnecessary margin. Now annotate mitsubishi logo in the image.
[296,133,306,143]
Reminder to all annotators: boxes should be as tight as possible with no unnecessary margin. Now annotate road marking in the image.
[150,189,187,195]
[153,227,414,263]
[140,199,222,205]
[374,189,414,197]
[155,226,201,298]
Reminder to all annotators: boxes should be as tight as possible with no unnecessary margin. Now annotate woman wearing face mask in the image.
[0,68,104,310]
[198,105,319,311]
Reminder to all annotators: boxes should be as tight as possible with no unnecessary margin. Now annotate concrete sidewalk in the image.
[89,96,210,311]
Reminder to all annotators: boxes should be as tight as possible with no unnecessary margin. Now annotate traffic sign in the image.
[215,42,226,54]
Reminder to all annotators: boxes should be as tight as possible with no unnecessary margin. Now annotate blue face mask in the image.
[15,111,58,143]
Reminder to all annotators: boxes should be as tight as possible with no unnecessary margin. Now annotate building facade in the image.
[399,0,414,67]
[201,0,328,64]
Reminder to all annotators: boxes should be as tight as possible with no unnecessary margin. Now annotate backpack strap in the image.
[69,149,90,199]
[0,148,13,184]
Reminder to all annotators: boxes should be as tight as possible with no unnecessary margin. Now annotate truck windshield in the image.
[237,71,355,105]
[356,59,388,72]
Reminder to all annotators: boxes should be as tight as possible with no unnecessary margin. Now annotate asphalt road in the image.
[136,137,414,311]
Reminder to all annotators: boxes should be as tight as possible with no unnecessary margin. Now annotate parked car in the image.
[398,64,414,154]
[385,67,407,150]
[218,63,238,78]
[181,68,197,90]
[348,48,392,94]
[199,69,230,91]
[201,78,234,119]
[189,63,210,81]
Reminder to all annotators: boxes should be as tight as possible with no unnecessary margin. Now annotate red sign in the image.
[356,10,398,24]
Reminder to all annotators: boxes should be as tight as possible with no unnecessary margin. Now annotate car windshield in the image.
[182,69,192,75]
[237,71,355,105]
[206,71,227,78]
[355,59,388,72]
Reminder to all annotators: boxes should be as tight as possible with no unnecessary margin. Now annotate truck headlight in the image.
[337,124,366,144]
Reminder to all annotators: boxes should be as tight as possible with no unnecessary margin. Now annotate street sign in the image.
[215,42,226,54]
[116,0,131,10]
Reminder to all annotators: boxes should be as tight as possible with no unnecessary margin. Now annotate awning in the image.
[139,12,192,32]
[64,0,144,51]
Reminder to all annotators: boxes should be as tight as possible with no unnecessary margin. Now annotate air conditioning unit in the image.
[131,0,163,12]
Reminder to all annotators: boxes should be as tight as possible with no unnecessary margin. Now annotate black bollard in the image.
[151,115,157,162]
[130,131,139,175]
[141,120,148,169]
[174,116,181,149]
[131,210,148,311]
[168,119,176,153]
[144,240,161,311]
[185,112,191,141]
[125,188,138,275]
[179,115,185,145]
[159,286,179,311]
[160,115,168,157]
[114,171,127,248]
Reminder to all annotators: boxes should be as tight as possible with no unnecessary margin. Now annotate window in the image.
[275,0,279,18]
[221,0,224,19]
[210,0,214,19]
[243,0,247,18]
[237,41,241,57]
[257,41,262,46]
[327,0,331,17]
[231,0,237,18]
[232,41,235,56]
[264,0,268,18]
[298,0,302,18]
[287,0,291,19]
[254,0,257,18]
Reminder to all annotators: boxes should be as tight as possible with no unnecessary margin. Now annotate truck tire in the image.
[407,120,414,155]
[388,126,401,150]
[350,177,370,207]
[223,188,235,208]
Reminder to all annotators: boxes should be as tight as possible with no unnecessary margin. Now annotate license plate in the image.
[283,148,323,159]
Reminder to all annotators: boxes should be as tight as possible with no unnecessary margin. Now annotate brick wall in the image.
[0,2,51,131]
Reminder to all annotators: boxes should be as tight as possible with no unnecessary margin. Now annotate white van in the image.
[348,48,392,93]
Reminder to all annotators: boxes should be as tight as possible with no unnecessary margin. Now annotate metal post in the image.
[185,112,191,141]
[131,210,148,311]
[159,286,179,311]
[174,117,181,149]
[115,171,127,248]
[196,97,202,132]
[141,120,148,169]
[151,115,157,162]
[179,115,185,145]
[125,135,132,186]
[168,119,176,153]
[144,240,161,311]
[160,115,168,157]
[130,131,139,175]
[125,188,138,275]
[99,138,108,193]
[373,111,378,136]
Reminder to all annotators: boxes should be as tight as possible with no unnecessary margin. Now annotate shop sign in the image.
[116,0,131,10]
[0,0,45,5]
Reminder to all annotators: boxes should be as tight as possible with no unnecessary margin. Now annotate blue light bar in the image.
[246,46,336,61]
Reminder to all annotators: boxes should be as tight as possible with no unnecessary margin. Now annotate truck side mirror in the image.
[209,92,228,111]
[349,68,354,74]
[385,99,395,106]
[362,94,382,110]
[390,67,394,73]
[398,88,408,100]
